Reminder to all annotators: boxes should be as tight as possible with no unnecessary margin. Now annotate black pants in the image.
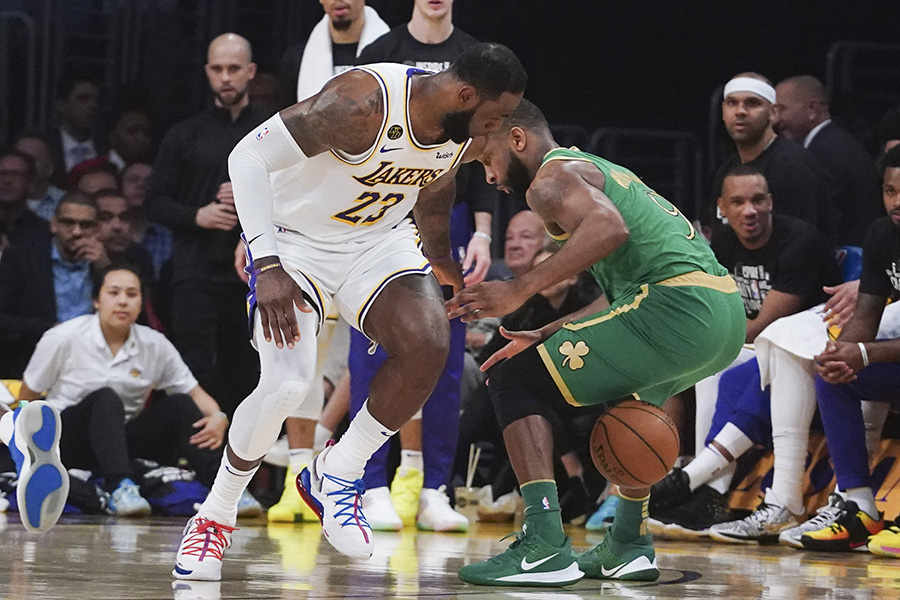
[171,278,259,416]
[60,388,222,491]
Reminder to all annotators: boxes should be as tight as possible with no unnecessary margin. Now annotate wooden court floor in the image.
[3,513,900,599]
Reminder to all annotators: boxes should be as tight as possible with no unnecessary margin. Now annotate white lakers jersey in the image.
[268,63,469,246]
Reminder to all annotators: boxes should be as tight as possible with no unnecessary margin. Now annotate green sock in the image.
[610,493,649,543]
[521,480,564,546]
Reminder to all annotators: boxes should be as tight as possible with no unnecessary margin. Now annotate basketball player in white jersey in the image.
[173,42,525,580]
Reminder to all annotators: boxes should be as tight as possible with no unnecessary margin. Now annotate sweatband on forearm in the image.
[229,113,309,260]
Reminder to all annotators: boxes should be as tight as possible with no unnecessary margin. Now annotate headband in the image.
[723,77,776,104]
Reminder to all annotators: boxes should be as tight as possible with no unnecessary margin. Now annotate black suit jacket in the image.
[45,127,106,188]
[808,122,884,247]
[0,227,57,377]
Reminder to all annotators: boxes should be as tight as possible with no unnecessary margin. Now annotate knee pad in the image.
[489,355,556,430]
[290,377,324,420]
[259,379,312,422]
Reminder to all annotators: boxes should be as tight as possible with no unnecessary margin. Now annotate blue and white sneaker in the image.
[237,489,262,518]
[108,478,151,517]
[298,444,373,559]
[3,401,69,533]
[585,494,620,532]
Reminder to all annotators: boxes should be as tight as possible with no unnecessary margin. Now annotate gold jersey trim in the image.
[655,271,739,294]
[536,343,581,406]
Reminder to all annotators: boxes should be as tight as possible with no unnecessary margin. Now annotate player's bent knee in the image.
[258,379,312,421]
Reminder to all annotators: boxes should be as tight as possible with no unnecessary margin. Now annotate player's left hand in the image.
[429,254,465,295]
[480,326,543,371]
[447,279,528,322]
[462,234,491,286]
[814,340,864,384]
[190,412,228,449]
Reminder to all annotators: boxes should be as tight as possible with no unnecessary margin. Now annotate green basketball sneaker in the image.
[458,524,584,587]
[576,534,659,581]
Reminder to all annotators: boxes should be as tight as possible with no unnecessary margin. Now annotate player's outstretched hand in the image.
[254,259,312,349]
[814,340,862,384]
[822,280,859,327]
[480,326,543,371]
[446,279,528,322]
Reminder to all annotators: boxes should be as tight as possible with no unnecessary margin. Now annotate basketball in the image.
[589,399,680,488]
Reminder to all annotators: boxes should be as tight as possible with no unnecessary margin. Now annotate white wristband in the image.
[858,342,870,368]
[473,231,492,243]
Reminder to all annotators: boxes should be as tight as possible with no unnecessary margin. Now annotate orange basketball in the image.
[589,399,680,488]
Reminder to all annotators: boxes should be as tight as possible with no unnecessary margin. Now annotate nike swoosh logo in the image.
[600,562,627,577]
[380,145,401,153]
[520,553,558,571]
[246,233,264,245]
[173,564,194,575]
[381,431,392,437]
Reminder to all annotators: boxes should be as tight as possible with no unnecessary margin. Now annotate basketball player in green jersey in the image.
[448,99,745,587]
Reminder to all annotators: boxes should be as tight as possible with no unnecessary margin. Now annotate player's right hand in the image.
[254,259,313,349]
[195,201,239,231]
[480,326,543,371]
[822,280,859,327]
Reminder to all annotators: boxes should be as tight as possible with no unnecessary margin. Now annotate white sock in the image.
[324,399,396,479]
[844,486,879,519]
[0,411,13,446]
[313,423,333,452]
[693,373,722,457]
[289,448,314,474]
[399,449,423,473]
[684,446,729,491]
[706,463,736,495]
[769,347,816,515]
[862,401,890,458]
[198,452,259,527]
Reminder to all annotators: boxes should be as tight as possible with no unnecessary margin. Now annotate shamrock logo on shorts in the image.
[559,340,590,370]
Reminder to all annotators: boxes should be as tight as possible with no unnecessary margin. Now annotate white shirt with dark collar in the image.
[23,313,197,419]
[803,119,832,149]
[60,128,97,171]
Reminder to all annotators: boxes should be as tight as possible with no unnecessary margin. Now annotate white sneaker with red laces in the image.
[172,515,237,581]
[298,445,374,559]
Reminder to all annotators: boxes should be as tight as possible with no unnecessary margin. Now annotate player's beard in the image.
[505,151,532,200]
[442,108,475,144]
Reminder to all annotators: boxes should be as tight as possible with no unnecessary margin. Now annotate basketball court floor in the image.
[3,514,899,599]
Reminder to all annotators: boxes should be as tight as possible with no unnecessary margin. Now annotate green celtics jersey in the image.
[541,147,727,304]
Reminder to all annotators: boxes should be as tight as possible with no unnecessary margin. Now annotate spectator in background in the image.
[68,107,155,177]
[280,0,389,105]
[16,264,259,517]
[0,193,103,377]
[122,162,172,281]
[14,132,66,222]
[145,33,267,416]
[47,73,103,184]
[706,73,838,243]
[487,209,550,281]
[774,75,883,247]
[0,150,48,257]
[650,165,841,540]
[94,191,155,281]
[70,162,119,195]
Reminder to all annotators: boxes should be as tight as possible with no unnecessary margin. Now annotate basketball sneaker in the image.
[417,485,469,532]
[649,485,733,539]
[868,525,900,558]
[390,466,423,525]
[173,515,236,581]
[800,500,883,552]
[648,467,692,515]
[575,534,659,581]
[297,444,374,558]
[586,495,620,532]
[363,486,403,531]
[709,497,801,544]
[1,401,69,533]
[457,524,583,586]
[108,478,152,517]
[267,467,318,523]
[778,493,846,549]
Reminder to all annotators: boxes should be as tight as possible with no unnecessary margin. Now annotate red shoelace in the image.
[180,518,238,561]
